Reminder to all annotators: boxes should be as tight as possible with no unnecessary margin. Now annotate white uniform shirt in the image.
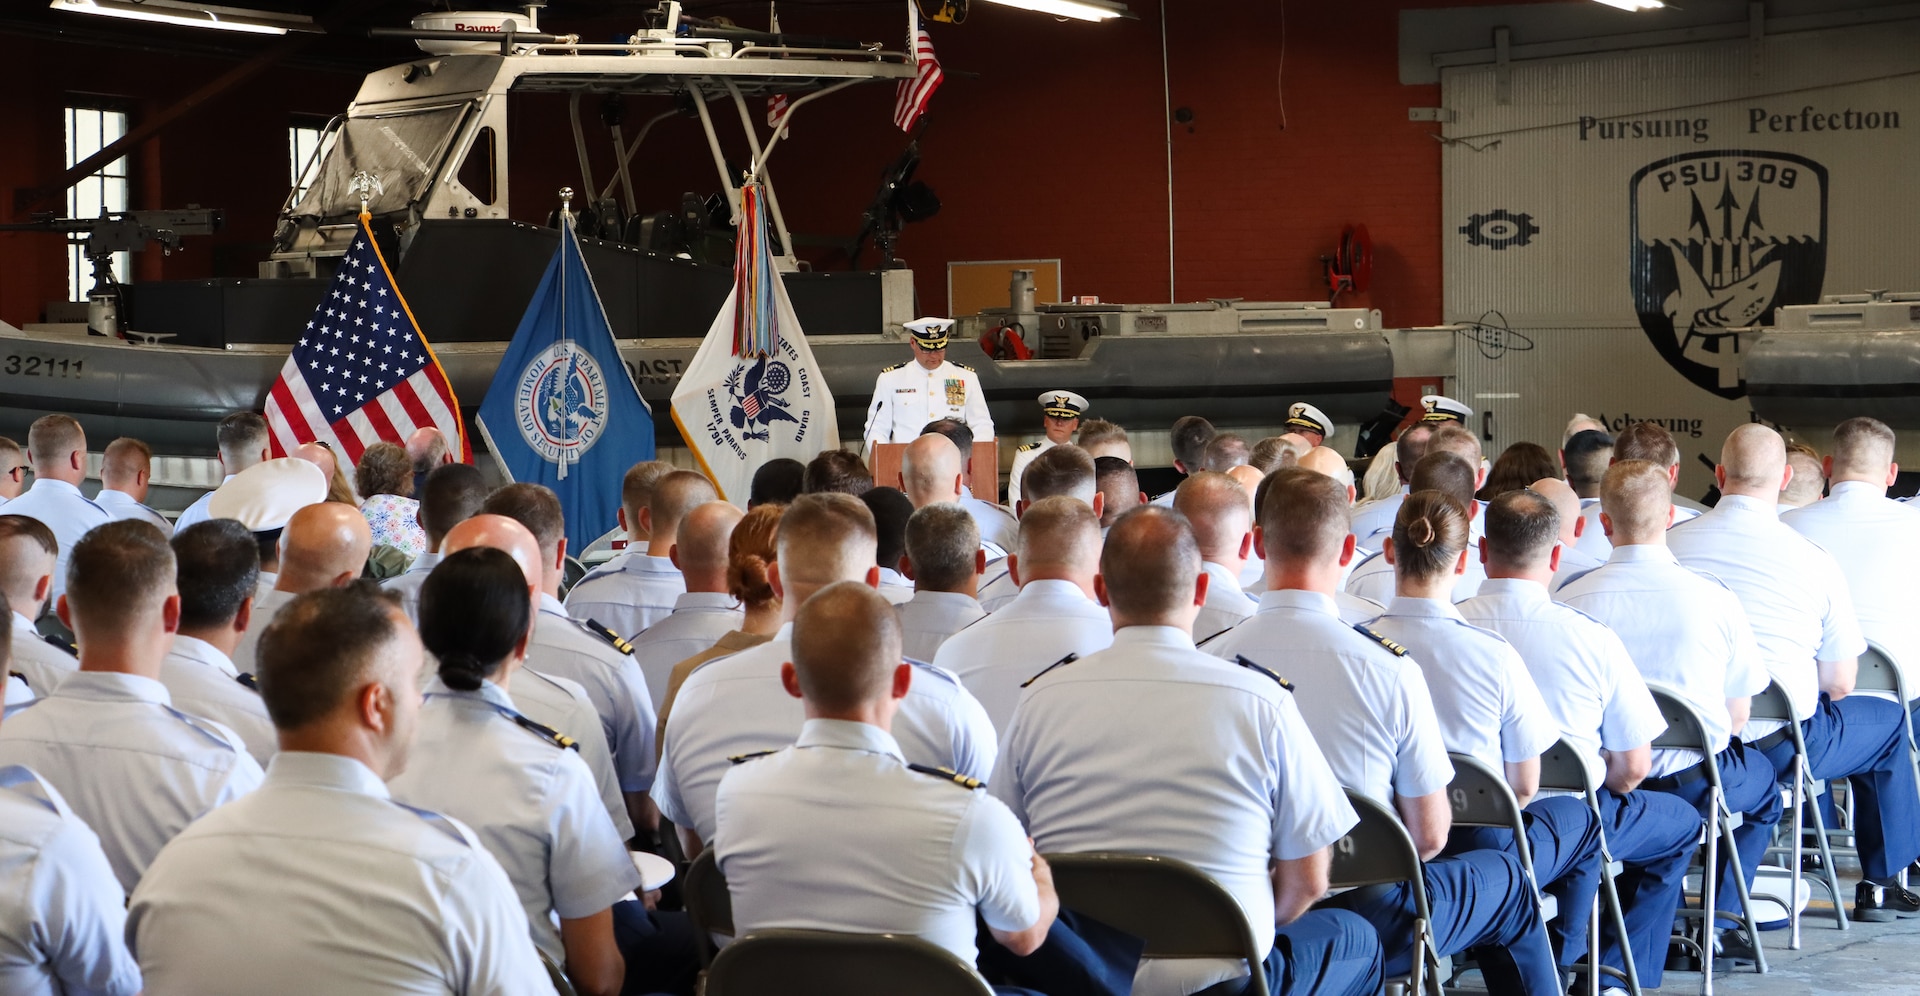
[895,590,987,663]
[1575,501,1699,561]
[1556,544,1770,776]
[0,765,143,996]
[1365,597,1561,770]
[509,668,635,840]
[0,671,264,891]
[170,475,236,534]
[1782,481,1920,696]
[962,493,1020,555]
[992,625,1357,995]
[2,676,29,713]
[380,550,443,626]
[714,719,1038,965]
[127,752,550,996]
[862,359,995,446]
[92,489,172,536]
[1349,489,1408,547]
[1547,543,1606,593]
[1666,494,1865,731]
[974,560,1022,612]
[1457,579,1667,787]
[1006,438,1055,506]
[877,568,916,606]
[3,480,110,599]
[156,635,276,766]
[655,624,996,843]
[8,614,76,697]
[566,552,686,640]
[228,587,297,675]
[1207,590,1455,804]
[528,594,658,793]
[1345,549,1486,605]
[932,579,1115,735]
[1192,561,1258,644]
[389,679,642,965]
[628,592,743,714]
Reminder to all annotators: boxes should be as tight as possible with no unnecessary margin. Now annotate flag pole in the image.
[557,186,575,481]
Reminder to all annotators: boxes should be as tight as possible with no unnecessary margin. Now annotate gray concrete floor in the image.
[1673,869,1912,996]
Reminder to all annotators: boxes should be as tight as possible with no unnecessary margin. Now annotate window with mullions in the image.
[65,104,131,302]
[290,120,335,207]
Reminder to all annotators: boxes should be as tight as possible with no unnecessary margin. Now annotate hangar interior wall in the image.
[1441,16,1920,495]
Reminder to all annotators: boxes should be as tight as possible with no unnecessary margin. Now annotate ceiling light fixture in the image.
[48,0,320,35]
[1591,0,1665,10]
[976,0,1133,22]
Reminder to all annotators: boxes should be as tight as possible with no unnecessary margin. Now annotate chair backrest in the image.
[706,929,995,996]
[1444,752,1534,878]
[1856,642,1905,699]
[1746,679,1796,724]
[1646,684,1712,753]
[540,951,579,996]
[1329,789,1429,922]
[1535,738,1597,796]
[1045,852,1261,962]
[684,849,734,938]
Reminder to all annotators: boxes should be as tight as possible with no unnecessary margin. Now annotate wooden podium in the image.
[870,441,1000,499]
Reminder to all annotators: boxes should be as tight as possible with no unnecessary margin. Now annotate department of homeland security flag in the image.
[476,212,655,552]
[263,216,469,464]
[671,183,837,503]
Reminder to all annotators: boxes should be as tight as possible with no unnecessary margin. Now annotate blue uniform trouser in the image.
[975,907,1144,996]
[1588,788,1703,989]
[1445,795,1603,968]
[610,901,701,996]
[1643,739,1783,924]
[1321,848,1561,996]
[1758,693,1920,884]
[1261,909,1383,996]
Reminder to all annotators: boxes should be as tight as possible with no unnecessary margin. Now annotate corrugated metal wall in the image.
[1440,18,1920,495]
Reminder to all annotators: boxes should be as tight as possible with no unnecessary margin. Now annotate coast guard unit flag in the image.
[672,183,837,503]
[263,217,468,464]
[476,212,655,552]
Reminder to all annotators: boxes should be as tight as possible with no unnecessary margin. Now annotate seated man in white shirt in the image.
[626,501,744,714]
[568,468,715,639]
[0,516,78,695]
[976,445,1105,612]
[0,436,25,506]
[1172,471,1259,643]
[173,412,271,533]
[93,437,173,536]
[159,520,276,765]
[895,504,987,662]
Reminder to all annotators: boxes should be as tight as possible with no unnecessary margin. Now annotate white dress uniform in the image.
[1782,481,1920,696]
[932,579,1114,735]
[1363,597,1562,772]
[3,675,29,713]
[92,489,173,536]
[862,360,995,446]
[1192,561,1258,644]
[628,592,743,714]
[170,474,236,534]
[380,550,443,626]
[1665,494,1865,735]
[992,625,1359,996]
[1574,502,1698,561]
[1546,542,1605,593]
[228,587,296,675]
[528,593,658,795]
[654,622,996,844]
[565,552,686,641]
[962,495,1019,556]
[877,567,916,606]
[0,671,265,891]
[388,679,643,966]
[156,635,276,766]
[1557,545,1770,776]
[1205,590,1456,803]
[509,668,635,840]
[2,480,110,600]
[1345,548,1487,605]
[895,590,987,663]
[713,718,1039,965]
[973,559,1022,612]
[0,765,143,996]
[1006,438,1054,507]
[8,613,76,696]
[1457,579,1667,787]
[127,752,552,996]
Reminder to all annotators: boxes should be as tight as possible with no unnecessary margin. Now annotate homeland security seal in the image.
[515,342,610,463]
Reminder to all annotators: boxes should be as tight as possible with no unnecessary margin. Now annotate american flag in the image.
[893,3,943,133]
[263,219,468,464]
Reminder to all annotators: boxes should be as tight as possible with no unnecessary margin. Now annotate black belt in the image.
[1749,726,1794,752]
[1646,761,1711,790]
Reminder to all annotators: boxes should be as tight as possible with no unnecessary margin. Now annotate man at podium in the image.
[861,318,995,450]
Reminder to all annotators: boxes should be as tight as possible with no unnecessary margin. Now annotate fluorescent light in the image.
[977,0,1132,21]
[48,0,320,34]
[1592,0,1665,9]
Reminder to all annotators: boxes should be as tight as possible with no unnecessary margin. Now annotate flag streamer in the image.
[732,184,781,358]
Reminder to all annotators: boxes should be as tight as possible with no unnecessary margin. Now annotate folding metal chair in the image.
[683,849,734,968]
[540,950,579,996]
[1645,684,1766,996]
[1045,852,1270,996]
[705,928,995,996]
[1329,790,1443,996]
[1538,739,1642,996]
[1444,753,1540,897]
[1747,679,1847,943]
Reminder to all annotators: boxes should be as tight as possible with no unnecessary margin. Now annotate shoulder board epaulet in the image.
[1196,625,1238,648]
[1234,655,1294,691]
[1017,442,1037,452]
[234,672,260,692]
[952,362,974,372]
[7,670,26,690]
[1020,653,1079,688]
[43,633,76,657]
[908,763,984,789]
[729,750,776,765]
[161,705,240,752]
[581,618,635,655]
[513,713,579,751]
[1352,624,1409,656]
[882,362,905,372]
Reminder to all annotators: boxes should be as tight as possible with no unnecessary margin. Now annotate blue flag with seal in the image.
[476,203,654,552]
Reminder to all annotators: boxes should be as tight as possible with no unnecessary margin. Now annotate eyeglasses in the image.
[4,465,26,478]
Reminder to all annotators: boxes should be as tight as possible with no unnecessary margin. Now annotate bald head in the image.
[1600,460,1674,545]
[291,440,336,478]
[676,501,743,581]
[442,513,545,595]
[788,582,906,717]
[277,502,373,593]
[901,433,964,507]
[1174,471,1253,565]
[775,493,878,604]
[1013,495,1102,590]
[1529,477,1584,547]
[1298,446,1354,488]
[1099,506,1202,627]
[1719,423,1787,497]
[1226,464,1264,495]
[405,426,452,474]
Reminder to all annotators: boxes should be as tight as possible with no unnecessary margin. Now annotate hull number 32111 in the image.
[4,355,85,378]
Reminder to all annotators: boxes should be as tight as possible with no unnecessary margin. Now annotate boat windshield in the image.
[289,102,470,221]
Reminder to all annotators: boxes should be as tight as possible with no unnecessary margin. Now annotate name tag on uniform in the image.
[896,387,917,394]
[945,378,965,406]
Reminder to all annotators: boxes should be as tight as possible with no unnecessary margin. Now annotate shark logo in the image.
[1630,151,1827,398]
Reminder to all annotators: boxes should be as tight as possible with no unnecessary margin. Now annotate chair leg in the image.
[1601,859,1642,996]
[1720,802,1769,975]
[1803,766,1850,931]
[1789,762,1804,950]
[1702,790,1718,996]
